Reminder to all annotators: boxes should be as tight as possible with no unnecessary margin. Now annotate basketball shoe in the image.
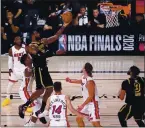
[2,98,11,107]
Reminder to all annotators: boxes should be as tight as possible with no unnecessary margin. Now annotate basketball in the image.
[61,11,73,24]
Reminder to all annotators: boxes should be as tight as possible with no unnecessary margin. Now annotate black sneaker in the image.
[35,110,47,124]
[39,117,47,124]
[18,105,26,118]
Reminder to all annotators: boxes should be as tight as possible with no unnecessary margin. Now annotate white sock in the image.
[6,82,15,98]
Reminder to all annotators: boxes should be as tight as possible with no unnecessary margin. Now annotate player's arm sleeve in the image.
[8,56,13,69]
[8,48,13,69]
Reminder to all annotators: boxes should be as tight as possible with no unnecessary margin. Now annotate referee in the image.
[118,66,145,127]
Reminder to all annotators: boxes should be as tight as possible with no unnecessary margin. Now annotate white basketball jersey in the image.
[19,67,34,91]
[49,95,67,120]
[12,44,26,70]
[81,76,99,102]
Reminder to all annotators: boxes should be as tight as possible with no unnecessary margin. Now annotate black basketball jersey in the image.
[31,50,55,68]
[121,77,145,105]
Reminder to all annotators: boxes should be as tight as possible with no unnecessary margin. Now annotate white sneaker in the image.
[24,120,35,127]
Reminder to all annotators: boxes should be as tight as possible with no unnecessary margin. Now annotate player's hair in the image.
[13,33,22,41]
[80,5,86,9]
[93,7,99,11]
[20,54,28,66]
[127,66,140,76]
[84,62,93,77]
[54,82,62,92]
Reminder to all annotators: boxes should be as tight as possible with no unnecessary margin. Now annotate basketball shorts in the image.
[118,103,145,120]
[49,120,70,127]
[78,101,100,122]
[19,89,42,113]
[9,68,25,82]
[33,67,53,90]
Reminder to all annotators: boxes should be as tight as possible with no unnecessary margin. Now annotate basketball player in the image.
[18,22,70,121]
[38,81,84,127]
[1,36,27,107]
[66,62,102,127]
[20,54,43,126]
[118,66,145,127]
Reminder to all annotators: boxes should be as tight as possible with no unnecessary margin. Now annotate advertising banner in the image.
[59,32,144,56]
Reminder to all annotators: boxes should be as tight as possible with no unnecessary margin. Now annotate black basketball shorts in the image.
[33,67,53,90]
[118,103,145,121]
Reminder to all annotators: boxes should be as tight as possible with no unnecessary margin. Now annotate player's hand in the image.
[9,69,13,76]
[63,22,70,27]
[66,77,71,83]
[41,38,48,45]
[56,49,66,55]
[28,44,38,55]
[78,13,82,17]
[49,12,56,17]
[8,19,13,25]
[77,105,84,111]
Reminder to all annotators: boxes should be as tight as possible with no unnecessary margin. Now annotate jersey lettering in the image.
[52,105,62,114]
[14,52,24,61]
[134,82,141,96]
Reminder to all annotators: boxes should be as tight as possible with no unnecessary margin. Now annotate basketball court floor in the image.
[1,56,144,127]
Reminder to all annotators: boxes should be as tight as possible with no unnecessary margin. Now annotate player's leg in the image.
[18,88,44,118]
[2,72,18,107]
[19,67,45,109]
[90,101,102,127]
[25,97,42,126]
[76,116,85,127]
[40,87,53,112]
[76,105,89,127]
[118,104,133,127]
[133,105,145,127]
[36,67,53,112]
[34,68,53,124]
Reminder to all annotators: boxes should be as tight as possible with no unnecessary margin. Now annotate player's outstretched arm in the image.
[66,96,84,118]
[66,77,82,84]
[41,23,69,45]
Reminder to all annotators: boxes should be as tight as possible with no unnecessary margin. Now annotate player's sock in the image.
[6,82,14,98]
[40,101,46,112]
[22,99,32,108]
